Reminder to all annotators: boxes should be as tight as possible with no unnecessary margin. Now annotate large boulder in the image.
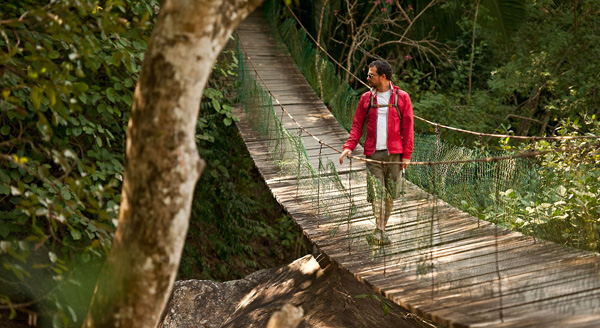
[160,255,432,328]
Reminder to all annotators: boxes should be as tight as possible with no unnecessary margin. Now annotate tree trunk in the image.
[83,1,263,327]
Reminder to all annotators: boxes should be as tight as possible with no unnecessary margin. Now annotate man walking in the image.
[339,60,414,246]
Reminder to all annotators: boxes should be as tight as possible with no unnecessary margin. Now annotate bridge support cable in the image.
[235,8,600,326]
[494,163,505,323]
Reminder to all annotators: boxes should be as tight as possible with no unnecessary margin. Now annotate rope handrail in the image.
[282,3,600,141]
[238,41,597,166]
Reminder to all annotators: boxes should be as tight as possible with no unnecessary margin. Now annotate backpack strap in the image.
[394,88,402,135]
[366,91,375,120]
[394,87,401,118]
[366,88,402,135]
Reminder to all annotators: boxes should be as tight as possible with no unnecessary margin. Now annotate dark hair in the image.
[369,60,393,80]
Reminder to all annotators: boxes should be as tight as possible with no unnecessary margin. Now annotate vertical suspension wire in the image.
[317,142,323,228]
[381,160,387,276]
[383,240,387,276]
[430,164,437,300]
[435,124,441,150]
[494,162,505,323]
[531,159,538,244]
[433,125,442,201]
[295,128,302,203]
[400,167,405,246]
[279,104,286,161]
[478,133,484,229]
[380,160,385,232]
[348,158,353,255]
[264,97,272,162]
[476,160,481,228]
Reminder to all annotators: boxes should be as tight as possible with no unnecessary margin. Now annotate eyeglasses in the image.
[367,73,378,78]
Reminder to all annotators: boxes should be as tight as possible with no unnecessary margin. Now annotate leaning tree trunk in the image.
[83,1,263,327]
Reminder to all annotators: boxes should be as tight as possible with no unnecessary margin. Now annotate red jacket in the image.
[343,83,414,159]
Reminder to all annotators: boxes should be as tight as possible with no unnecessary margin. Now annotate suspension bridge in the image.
[233,7,600,328]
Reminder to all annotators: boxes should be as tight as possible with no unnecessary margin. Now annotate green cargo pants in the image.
[366,150,402,231]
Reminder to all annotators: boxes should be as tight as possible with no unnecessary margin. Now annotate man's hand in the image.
[339,149,352,164]
[401,158,410,170]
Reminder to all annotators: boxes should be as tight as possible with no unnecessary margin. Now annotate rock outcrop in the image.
[160,255,433,328]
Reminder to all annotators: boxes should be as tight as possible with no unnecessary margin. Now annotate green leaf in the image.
[212,98,221,112]
[133,40,146,50]
[75,67,85,78]
[52,313,61,328]
[67,306,77,322]
[0,223,9,238]
[46,88,57,107]
[123,94,133,106]
[31,87,42,110]
[71,229,82,240]
[0,170,10,183]
[0,184,9,195]
[80,252,91,263]
[17,215,28,224]
[112,51,123,66]
[78,93,88,104]
[381,301,391,316]
[1,126,10,135]
[60,187,72,200]
[223,118,232,126]
[74,82,89,93]
[106,88,117,103]
[27,65,39,79]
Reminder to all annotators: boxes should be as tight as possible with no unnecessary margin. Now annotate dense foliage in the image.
[495,117,600,251]
[1,0,156,325]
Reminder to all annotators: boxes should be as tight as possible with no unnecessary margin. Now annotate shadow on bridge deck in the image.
[233,8,600,328]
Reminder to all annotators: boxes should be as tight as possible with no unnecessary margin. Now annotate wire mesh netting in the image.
[238,39,545,257]
[240,1,600,255]
[233,4,600,325]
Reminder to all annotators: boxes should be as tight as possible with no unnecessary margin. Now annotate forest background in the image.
[0,0,598,326]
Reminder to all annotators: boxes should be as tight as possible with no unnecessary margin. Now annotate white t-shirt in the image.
[375,88,392,150]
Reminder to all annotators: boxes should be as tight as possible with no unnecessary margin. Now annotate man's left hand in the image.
[401,158,410,170]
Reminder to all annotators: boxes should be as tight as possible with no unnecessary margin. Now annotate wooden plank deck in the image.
[234,8,600,328]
